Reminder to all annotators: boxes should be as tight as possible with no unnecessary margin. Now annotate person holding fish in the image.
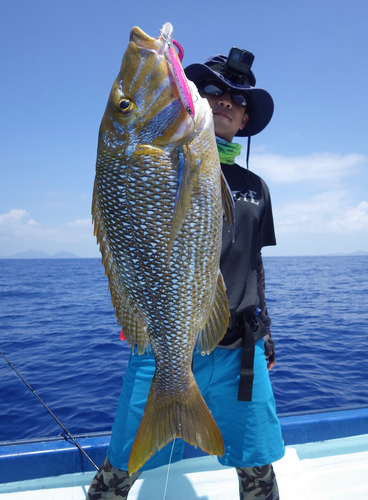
[87,23,284,500]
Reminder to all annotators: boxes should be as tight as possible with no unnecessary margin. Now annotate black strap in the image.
[237,320,255,401]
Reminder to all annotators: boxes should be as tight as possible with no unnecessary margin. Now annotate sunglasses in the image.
[199,81,250,107]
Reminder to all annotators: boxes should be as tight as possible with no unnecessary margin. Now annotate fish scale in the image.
[92,24,234,474]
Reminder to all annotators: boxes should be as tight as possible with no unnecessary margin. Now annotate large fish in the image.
[92,22,234,475]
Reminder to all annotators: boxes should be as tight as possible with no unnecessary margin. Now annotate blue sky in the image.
[1,0,367,257]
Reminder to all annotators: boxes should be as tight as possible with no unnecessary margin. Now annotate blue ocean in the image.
[0,256,367,443]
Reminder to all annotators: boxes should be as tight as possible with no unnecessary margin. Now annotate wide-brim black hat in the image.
[184,55,274,137]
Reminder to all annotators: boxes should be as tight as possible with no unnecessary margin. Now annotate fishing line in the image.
[0,350,99,471]
[162,437,176,500]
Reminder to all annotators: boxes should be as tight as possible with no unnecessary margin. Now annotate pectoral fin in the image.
[168,145,200,260]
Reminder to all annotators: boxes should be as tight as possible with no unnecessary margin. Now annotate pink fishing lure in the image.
[168,43,195,117]
[159,22,195,117]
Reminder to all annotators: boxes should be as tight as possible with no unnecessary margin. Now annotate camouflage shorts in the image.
[85,456,141,500]
[236,464,279,500]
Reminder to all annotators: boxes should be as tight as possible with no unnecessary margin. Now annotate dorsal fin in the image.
[196,271,230,354]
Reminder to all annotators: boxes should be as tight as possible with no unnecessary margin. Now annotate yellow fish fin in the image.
[116,295,151,355]
[128,371,224,475]
[196,271,230,355]
[168,145,200,262]
[221,170,235,242]
[92,178,150,355]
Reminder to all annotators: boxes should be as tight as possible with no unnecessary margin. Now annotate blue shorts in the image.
[108,339,285,471]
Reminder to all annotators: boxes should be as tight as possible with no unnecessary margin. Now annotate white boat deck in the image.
[1,434,368,500]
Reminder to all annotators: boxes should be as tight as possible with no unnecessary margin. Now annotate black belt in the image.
[237,316,256,402]
[232,309,264,402]
[219,309,267,401]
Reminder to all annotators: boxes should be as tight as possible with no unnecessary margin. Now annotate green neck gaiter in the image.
[216,137,242,165]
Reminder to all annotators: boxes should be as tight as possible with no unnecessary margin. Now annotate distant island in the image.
[0,250,79,259]
[1,249,367,259]
[328,250,368,256]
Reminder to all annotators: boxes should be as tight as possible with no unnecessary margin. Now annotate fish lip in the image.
[129,26,160,51]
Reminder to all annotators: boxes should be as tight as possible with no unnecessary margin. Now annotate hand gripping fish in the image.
[92,22,234,475]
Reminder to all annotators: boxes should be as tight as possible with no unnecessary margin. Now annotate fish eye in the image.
[117,99,132,113]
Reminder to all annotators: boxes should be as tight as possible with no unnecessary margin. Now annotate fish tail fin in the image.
[128,373,224,475]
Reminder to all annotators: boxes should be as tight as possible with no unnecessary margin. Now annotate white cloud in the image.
[0,209,44,237]
[330,201,368,233]
[274,191,368,235]
[66,218,92,227]
[250,152,365,185]
[0,209,96,256]
[0,209,29,225]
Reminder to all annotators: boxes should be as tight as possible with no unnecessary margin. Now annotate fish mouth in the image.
[129,26,161,52]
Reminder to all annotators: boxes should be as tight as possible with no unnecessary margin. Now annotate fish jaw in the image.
[129,25,161,51]
[98,27,197,154]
